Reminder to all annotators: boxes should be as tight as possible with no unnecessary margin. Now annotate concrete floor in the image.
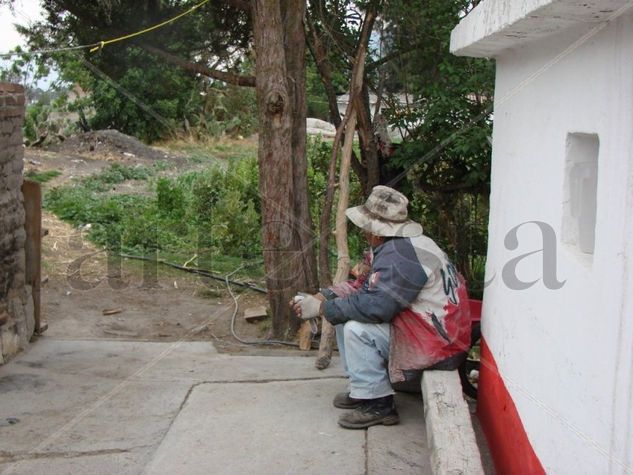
[0,338,431,474]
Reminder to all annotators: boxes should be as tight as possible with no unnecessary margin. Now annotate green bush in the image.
[156,177,186,221]
[45,155,262,261]
[191,158,261,257]
[83,163,153,192]
[23,102,49,144]
[24,169,61,183]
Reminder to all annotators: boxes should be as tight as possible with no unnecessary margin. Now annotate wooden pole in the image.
[332,112,357,283]
[314,112,357,368]
[315,10,374,369]
[22,180,42,333]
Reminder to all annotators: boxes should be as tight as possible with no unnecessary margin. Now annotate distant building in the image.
[451,1,633,473]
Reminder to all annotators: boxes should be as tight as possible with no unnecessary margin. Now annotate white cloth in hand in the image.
[293,292,322,320]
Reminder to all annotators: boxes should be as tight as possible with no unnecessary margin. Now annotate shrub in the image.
[45,155,262,261]
[83,163,153,192]
[156,177,186,221]
[191,157,261,257]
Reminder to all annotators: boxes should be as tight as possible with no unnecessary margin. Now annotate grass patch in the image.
[152,160,172,172]
[195,287,224,299]
[45,156,264,277]
[25,169,61,183]
[209,141,257,160]
[82,163,153,192]
[178,145,218,164]
[164,139,257,165]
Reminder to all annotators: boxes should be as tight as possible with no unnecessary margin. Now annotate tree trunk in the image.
[282,0,318,345]
[282,0,319,295]
[313,7,378,289]
[332,111,357,283]
[252,0,299,339]
[315,109,358,370]
[252,0,316,339]
[355,84,380,190]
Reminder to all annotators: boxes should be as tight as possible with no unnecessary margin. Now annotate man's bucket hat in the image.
[346,185,423,238]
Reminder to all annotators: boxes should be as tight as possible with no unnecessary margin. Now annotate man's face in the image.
[364,231,385,248]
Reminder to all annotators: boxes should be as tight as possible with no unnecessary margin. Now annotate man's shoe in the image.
[338,395,399,429]
[333,392,363,409]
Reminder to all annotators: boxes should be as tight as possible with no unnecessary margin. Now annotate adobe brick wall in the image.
[0,82,34,364]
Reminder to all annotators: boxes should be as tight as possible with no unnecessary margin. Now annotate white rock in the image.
[306,118,336,137]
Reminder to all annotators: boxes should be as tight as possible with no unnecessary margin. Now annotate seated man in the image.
[292,185,470,430]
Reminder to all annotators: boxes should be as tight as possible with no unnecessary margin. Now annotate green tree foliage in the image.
[379,0,494,293]
[11,0,254,142]
[87,54,193,141]
[304,0,493,292]
[23,101,48,143]
[306,61,330,120]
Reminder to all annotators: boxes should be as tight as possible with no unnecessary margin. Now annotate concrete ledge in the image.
[422,370,484,475]
[450,0,632,58]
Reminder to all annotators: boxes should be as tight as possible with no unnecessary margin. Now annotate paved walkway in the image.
[0,338,431,474]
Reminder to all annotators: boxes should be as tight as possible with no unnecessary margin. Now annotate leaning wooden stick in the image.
[315,110,357,368]
[315,11,374,369]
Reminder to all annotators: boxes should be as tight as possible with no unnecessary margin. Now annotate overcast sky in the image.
[0,0,52,88]
[0,0,43,50]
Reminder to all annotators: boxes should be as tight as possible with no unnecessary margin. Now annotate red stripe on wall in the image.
[478,338,546,474]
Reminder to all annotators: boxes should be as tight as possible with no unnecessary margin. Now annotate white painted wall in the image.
[458,9,633,475]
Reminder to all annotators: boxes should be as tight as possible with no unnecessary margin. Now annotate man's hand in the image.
[290,292,325,320]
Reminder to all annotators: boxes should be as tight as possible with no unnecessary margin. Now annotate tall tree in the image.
[10,0,255,141]
[314,1,378,286]
[252,0,317,338]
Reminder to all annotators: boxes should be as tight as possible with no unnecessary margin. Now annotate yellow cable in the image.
[89,0,211,53]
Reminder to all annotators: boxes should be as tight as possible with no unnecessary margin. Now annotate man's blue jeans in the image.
[336,321,394,400]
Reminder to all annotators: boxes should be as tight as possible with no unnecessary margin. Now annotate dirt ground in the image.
[48,129,176,162]
[24,130,188,185]
[25,131,310,355]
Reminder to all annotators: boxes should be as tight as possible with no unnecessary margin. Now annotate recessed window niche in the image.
[562,133,599,259]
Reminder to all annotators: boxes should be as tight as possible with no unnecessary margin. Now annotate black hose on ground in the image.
[119,253,306,347]
[119,253,267,293]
